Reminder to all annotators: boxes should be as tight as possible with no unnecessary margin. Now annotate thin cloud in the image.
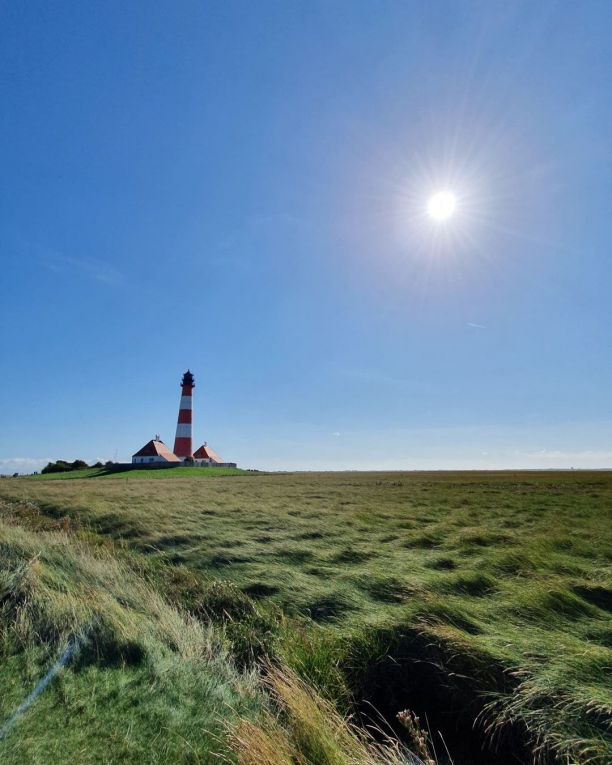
[246,212,303,227]
[467,322,487,329]
[521,449,612,462]
[341,368,407,387]
[41,253,123,285]
[0,457,52,475]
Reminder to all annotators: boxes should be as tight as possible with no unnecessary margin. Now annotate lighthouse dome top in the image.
[181,370,195,388]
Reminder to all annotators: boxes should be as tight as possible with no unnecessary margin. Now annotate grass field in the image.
[0,471,609,764]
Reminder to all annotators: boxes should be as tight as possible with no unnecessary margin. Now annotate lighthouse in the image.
[131,368,237,468]
[173,370,195,460]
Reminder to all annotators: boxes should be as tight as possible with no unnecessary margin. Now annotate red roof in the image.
[132,439,181,461]
[193,444,223,463]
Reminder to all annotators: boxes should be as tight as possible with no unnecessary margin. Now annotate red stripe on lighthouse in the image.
[173,370,195,459]
[174,437,192,455]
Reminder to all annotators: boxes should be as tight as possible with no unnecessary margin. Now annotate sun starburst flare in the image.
[427,190,457,221]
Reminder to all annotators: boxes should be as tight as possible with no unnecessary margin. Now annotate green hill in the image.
[28,466,250,480]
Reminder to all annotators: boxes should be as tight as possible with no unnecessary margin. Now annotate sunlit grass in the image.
[0,514,259,763]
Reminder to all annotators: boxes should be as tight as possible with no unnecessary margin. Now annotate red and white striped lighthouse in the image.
[173,370,195,460]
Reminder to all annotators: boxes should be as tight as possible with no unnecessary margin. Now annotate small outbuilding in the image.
[132,436,181,465]
[193,443,223,464]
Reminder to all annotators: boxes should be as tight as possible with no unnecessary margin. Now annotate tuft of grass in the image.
[228,664,426,765]
[513,586,598,621]
[438,570,498,597]
[331,548,375,564]
[356,574,417,603]
[426,555,458,570]
[241,581,280,599]
[402,531,443,549]
[306,592,358,623]
[572,584,612,613]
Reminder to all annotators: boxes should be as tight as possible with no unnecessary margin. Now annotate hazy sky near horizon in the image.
[1,1,612,473]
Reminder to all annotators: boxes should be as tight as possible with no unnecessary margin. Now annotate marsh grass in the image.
[1,470,611,763]
[227,664,426,765]
[0,511,259,763]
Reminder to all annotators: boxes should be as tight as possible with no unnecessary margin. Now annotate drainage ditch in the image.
[346,627,534,765]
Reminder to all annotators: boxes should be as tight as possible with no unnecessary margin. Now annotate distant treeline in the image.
[41,459,112,474]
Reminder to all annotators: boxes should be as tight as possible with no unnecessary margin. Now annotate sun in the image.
[427,191,456,221]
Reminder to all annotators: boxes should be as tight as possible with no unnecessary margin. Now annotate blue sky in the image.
[1,1,611,472]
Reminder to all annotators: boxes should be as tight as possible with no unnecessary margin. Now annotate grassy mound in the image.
[27,466,250,480]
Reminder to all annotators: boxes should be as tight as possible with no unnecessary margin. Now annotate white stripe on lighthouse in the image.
[174,424,192,438]
[179,396,193,409]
